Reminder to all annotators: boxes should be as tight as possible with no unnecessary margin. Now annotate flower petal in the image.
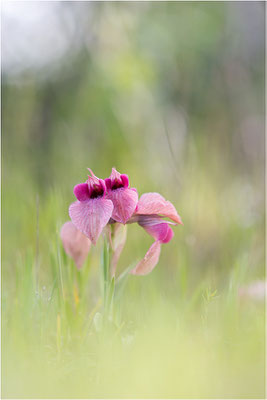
[140,222,174,243]
[105,168,130,191]
[130,240,161,276]
[161,225,174,243]
[73,183,90,201]
[136,192,183,224]
[108,187,138,224]
[86,169,107,198]
[110,167,122,182]
[60,221,91,269]
[69,198,113,245]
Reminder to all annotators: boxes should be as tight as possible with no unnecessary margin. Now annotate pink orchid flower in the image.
[129,193,183,275]
[69,169,114,245]
[63,169,182,276]
[60,221,91,269]
[105,168,138,224]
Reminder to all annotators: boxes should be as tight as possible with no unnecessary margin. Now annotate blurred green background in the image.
[2,2,265,399]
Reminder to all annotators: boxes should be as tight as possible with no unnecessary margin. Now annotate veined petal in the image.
[136,192,183,224]
[140,222,174,244]
[130,241,161,276]
[69,198,113,245]
[60,221,91,269]
[108,187,138,224]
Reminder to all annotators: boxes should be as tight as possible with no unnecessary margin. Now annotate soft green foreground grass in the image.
[2,250,265,398]
[2,183,265,399]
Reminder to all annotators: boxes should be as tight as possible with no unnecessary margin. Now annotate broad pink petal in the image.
[69,198,113,245]
[141,222,174,244]
[108,187,138,224]
[130,241,161,276]
[74,183,90,201]
[60,221,91,269]
[136,192,183,224]
[110,223,127,276]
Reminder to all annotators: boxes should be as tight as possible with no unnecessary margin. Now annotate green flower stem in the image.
[101,237,113,325]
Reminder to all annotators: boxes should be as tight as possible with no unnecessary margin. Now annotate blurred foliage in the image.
[2,2,265,398]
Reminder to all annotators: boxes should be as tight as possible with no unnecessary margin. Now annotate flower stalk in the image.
[101,236,115,326]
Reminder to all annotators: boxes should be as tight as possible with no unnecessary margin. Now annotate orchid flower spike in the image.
[105,168,138,224]
[64,169,182,276]
[129,193,183,275]
[60,221,91,269]
[69,169,114,245]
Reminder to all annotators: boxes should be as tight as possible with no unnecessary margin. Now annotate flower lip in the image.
[69,197,114,245]
[138,219,174,243]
